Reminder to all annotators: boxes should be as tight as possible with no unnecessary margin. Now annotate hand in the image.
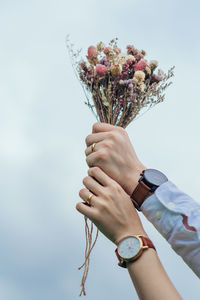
[85,123,146,196]
[76,167,147,245]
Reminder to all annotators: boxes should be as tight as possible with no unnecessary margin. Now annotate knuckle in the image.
[79,188,85,198]
[76,202,81,211]
[85,134,92,146]
[99,201,108,212]
[117,126,125,133]
[82,176,89,185]
[92,122,99,132]
[86,156,92,167]
[107,131,115,140]
[97,149,107,161]
[89,166,99,176]
[104,140,113,150]
[115,184,122,194]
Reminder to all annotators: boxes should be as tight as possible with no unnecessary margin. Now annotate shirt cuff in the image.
[141,180,200,240]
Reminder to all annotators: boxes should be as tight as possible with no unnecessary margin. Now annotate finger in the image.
[83,176,103,196]
[86,151,99,168]
[85,140,104,156]
[79,188,97,206]
[88,167,110,186]
[92,122,117,133]
[76,201,96,220]
[85,132,107,147]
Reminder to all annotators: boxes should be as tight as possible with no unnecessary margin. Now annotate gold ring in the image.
[91,143,96,153]
[86,193,93,205]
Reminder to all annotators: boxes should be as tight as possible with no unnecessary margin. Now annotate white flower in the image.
[116,54,135,65]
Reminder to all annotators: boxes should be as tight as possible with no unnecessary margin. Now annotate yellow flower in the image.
[140,49,146,56]
[149,60,158,70]
[111,63,122,76]
[145,66,151,75]
[132,77,138,84]
[97,42,105,52]
[134,70,145,82]
[117,54,135,65]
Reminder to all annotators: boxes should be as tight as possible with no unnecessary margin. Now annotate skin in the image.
[85,122,146,196]
[76,167,182,300]
[77,166,147,244]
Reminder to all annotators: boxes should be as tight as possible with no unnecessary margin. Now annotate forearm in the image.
[127,248,182,300]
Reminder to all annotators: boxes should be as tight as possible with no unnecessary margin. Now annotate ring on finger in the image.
[91,143,96,153]
[86,193,94,206]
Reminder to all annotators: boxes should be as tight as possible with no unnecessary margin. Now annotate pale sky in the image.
[0,0,200,299]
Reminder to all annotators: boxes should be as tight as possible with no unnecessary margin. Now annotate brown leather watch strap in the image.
[131,181,153,211]
[115,248,127,268]
[140,236,156,251]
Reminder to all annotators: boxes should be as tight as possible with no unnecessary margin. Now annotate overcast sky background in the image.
[0,0,200,299]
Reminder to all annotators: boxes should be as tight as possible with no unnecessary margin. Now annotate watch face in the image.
[118,236,141,259]
[143,169,168,187]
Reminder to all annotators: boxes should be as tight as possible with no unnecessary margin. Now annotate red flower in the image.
[134,60,147,71]
[88,46,98,58]
[96,64,107,76]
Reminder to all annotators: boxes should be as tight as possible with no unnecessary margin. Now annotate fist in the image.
[85,123,146,195]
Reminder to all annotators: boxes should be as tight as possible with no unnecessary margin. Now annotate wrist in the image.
[125,165,147,196]
[114,228,148,246]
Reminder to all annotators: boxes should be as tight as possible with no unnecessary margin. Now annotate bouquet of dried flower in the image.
[67,37,174,296]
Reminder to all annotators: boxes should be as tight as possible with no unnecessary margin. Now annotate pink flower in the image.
[151,74,162,83]
[134,60,147,71]
[103,47,112,55]
[88,46,98,58]
[96,64,107,76]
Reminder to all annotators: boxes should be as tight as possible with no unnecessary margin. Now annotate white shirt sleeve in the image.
[141,180,200,278]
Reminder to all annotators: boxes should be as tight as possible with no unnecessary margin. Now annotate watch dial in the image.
[118,236,140,259]
[144,169,168,187]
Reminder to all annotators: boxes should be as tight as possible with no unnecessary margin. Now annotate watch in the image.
[131,169,168,211]
[115,235,156,268]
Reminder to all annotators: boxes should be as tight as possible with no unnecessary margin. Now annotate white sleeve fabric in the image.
[141,181,200,278]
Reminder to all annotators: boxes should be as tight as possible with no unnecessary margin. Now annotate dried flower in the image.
[149,60,158,70]
[158,69,164,77]
[103,47,112,55]
[151,74,162,83]
[97,42,105,52]
[88,57,98,66]
[135,50,144,61]
[111,63,122,76]
[117,54,135,65]
[132,77,138,84]
[134,60,147,71]
[145,66,151,75]
[140,49,146,56]
[96,64,107,76]
[113,45,121,54]
[99,58,108,66]
[134,70,145,82]
[88,46,98,58]
[80,61,88,72]
[127,45,136,55]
